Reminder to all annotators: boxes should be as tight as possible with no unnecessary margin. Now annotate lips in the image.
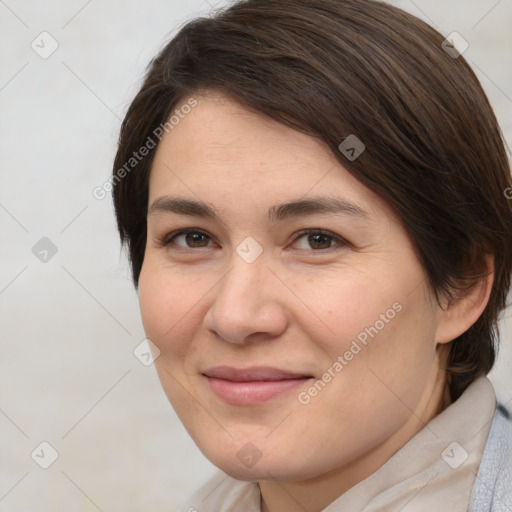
[204,366,311,381]
[202,366,313,404]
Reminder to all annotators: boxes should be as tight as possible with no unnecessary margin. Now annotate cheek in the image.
[138,261,206,356]
[330,290,437,419]
[288,268,403,356]
[138,263,208,413]
[296,265,437,403]
[293,289,438,463]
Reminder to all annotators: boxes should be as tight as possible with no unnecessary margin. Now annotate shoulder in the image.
[469,405,512,511]
[177,471,260,512]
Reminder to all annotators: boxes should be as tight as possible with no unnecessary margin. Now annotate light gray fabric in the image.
[469,406,512,512]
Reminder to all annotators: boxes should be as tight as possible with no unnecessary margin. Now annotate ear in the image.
[434,254,494,345]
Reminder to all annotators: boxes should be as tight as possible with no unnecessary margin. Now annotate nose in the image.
[202,257,289,345]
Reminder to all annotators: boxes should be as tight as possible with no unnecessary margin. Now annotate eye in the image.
[159,228,346,251]
[291,229,347,250]
[163,229,215,248]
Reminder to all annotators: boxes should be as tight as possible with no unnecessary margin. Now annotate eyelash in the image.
[160,228,348,251]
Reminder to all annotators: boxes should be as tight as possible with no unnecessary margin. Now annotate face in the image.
[139,93,447,483]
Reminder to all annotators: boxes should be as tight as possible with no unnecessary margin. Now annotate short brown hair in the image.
[112,0,512,401]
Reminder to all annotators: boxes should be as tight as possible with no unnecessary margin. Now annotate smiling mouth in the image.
[202,366,314,404]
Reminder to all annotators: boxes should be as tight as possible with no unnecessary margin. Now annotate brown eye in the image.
[291,230,347,251]
[167,230,214,248]
[185,232,210,247]
[307,233,333,250]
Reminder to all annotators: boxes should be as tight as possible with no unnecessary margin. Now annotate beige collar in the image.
[324,376,496,511]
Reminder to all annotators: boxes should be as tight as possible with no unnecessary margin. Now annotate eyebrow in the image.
[148,196,368,222]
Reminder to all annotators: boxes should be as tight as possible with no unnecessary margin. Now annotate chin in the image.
[201,443,319,482]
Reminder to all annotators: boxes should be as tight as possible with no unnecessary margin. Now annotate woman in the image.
[112,0,512,510]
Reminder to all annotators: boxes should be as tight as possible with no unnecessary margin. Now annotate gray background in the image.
[0,1,511,510]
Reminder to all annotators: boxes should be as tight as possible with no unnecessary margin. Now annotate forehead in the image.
[154,93,330,172]
[148,93,390,220]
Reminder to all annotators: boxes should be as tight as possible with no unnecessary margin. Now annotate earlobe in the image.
[434,254,494,345]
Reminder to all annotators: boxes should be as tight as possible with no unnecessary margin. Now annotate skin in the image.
[138,92,493,512]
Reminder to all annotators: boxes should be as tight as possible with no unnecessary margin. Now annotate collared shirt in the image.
[179,377,499,511]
